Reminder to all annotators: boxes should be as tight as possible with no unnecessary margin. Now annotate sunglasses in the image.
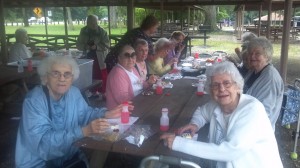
[123,52,136,58]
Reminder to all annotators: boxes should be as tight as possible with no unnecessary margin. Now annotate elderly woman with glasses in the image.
[161,61,283,168]
[15,55,129,167]
[106,44,156,110]
[244,37,284,131]
[164,31,186,65]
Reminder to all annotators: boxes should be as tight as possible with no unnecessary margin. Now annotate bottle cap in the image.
[162,108,168,112]
[123,101,129,106]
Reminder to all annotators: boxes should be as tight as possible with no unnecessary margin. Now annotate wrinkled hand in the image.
[168,58,178,66]
[235,47,241,58]
[147,75,158,85]
[160,133,176,149]
[178,44,185,53]
[178,124,199,136]
[82,118,110,136]
[104,101,134,119]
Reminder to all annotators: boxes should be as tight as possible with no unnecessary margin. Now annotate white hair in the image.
[37,55,80,85]
[154,38,172,53]
[205,61,244,93]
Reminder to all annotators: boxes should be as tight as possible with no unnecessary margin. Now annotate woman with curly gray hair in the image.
[161,61,283,168]
[243,37,284,131]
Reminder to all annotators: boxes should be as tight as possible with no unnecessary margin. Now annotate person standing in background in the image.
[105,14,159,72]
[77,15,110,96]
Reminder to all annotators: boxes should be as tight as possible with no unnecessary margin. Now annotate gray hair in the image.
[154,38,172,53]
[241,32,257,51]
[242,32,257,43]
[133,38,148,49]
[205,61,244,93]
[37,55,80,85]
[247,37,273,62]
[87,15,98,24]
[15,28,27,42]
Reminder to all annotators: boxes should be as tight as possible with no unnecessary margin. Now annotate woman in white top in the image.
[161,61,283,168]
[9,28,32,63]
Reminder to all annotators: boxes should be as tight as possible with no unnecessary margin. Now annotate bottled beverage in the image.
[17,61,24,73]
[121,102,130,124]
[160,108,169,131]
[217,53,222,62]
[196,80,205,96]
[173,62,178,70]
[155,79,163,95]
[194,53,199,59]
[27,59,33,72]
[196,75,206,96]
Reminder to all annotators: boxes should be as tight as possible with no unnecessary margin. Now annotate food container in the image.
[73,59,94,90]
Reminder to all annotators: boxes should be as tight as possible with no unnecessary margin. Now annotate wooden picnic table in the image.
[75,78,211,161]
[0,65,35,91]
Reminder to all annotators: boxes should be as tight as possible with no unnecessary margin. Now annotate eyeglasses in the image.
[123,52,136,58]
[48,71,73,79]
[211,80,236,90]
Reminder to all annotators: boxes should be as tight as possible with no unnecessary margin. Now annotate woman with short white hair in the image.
[148,38,177,76]
[9,28,32,62]
[161,61,283,168]
[244,37,284,131]
[15,55,128,167]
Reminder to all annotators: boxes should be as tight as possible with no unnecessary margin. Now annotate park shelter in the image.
[0,0,299,83]
[254,12,284,25]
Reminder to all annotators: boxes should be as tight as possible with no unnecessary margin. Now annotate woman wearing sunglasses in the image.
[106,45,156,110]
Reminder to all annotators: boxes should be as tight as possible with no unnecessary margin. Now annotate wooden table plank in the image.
[75,78,211,159]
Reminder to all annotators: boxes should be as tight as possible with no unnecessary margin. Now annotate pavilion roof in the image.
[3,0,264,8]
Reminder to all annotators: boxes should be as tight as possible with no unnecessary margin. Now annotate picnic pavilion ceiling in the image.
[3,0,265,8]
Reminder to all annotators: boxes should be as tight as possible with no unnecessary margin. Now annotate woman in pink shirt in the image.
[106,45,156,110]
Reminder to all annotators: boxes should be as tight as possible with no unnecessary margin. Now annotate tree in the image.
[203,6,217,30]
[66,7,74,30]
[109,6,118,28]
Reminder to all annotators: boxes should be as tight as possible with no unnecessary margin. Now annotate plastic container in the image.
[121,102,130,124]
[217,53,222,62]
[160,108,169,131]
[196,75,206,96]
[173,62,178,70]
[196,80,205,96]
[27,59,33,72]
[156,79,163,95]
[194,53,199,59]
[17,61,24,73]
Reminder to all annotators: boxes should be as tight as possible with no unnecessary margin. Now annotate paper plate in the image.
[182,67,198,72]
[181,63,193,67]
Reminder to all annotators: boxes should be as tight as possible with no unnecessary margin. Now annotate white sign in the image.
[48,11,52,16]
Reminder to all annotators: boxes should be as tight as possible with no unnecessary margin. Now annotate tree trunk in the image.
[23,8,29,27]
[110,6,117,28]
[203,6,217,31]
[66,7,74,30]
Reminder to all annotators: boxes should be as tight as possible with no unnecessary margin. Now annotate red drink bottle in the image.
[160,108,169,131]
[121,102,130,124]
